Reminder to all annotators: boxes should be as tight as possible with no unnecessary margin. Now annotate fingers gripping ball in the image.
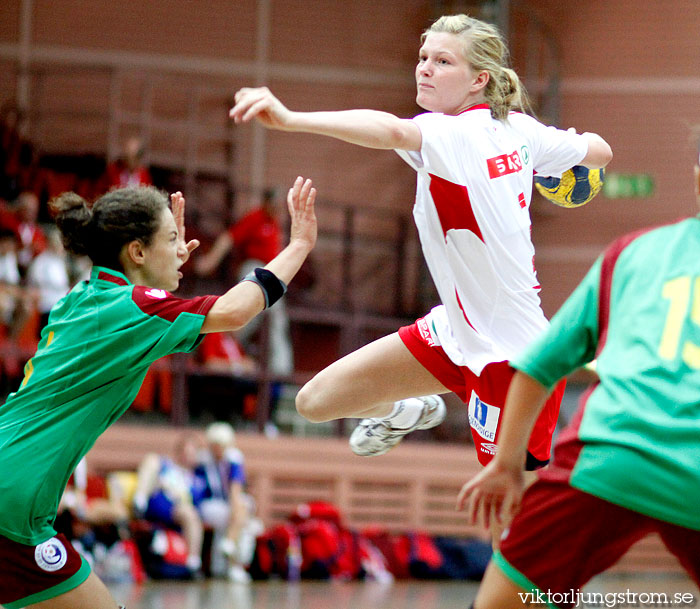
[534,166,605,208]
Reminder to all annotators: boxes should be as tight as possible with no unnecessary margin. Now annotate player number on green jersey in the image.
[659,276,700,369]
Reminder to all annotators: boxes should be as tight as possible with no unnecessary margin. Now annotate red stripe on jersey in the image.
[538,383,596,484]
[455,289,477,332]
[596,227,654,353]
[428,173,484,242]
[98,271,128,286]
[131,286,219,322]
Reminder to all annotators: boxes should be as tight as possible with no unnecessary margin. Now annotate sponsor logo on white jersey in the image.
[468,391,500,442]
[145,288,167,299]
[35,537,68,572]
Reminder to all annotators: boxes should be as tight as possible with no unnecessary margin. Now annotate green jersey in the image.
[0,267,218,544]
[513,217,700,530]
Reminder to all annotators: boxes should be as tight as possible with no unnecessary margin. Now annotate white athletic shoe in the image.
[349,395,446,456]
[227,564,252,583]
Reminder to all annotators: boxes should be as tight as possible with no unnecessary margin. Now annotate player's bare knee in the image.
[295,381,328,423]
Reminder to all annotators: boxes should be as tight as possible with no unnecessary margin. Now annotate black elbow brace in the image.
[242,267,287,309]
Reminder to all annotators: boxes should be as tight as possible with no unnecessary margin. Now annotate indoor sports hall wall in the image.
[0,0,699,314]
[517,0,700,312]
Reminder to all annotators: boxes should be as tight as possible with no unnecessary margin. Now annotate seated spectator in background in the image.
[131,432,204,575]
[26,226,70,333]
[0,226,21,331]
[0,199,16,231]
[189,332,259,426]
[0,191,46,274]
[58,457,130,529]
[0,105,29,201]
[104,136,152,190]
[198,331,258,376]
[193,422,263,583]
[0,226,34,392]
[0,225,35,341]
[195,188,293,379]
[56,457,130,555]
[14,190,46,275]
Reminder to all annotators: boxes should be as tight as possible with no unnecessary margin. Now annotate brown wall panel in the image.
[269,0,430,68]
[525,0,699,78]
[32,0,257,59]
[0,62,18,104]
[0,1,20,43]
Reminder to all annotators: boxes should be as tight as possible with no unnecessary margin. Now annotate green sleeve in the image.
[512,257,602,388]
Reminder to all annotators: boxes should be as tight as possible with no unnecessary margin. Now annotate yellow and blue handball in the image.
[534,165,605,208]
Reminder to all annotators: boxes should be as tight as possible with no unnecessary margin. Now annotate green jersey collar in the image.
[90,266,133,287]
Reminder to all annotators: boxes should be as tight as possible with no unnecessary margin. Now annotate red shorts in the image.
[399,318,565,467]
[0,533,90,609]
[496,476,700,608]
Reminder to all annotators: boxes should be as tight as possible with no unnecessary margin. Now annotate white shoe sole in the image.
[349,395,446,457]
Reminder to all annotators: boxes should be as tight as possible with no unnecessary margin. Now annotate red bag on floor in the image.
[362,527,410,578]
[291,500,342,526]
[250,523,301,580]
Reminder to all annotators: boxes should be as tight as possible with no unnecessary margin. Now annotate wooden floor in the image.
[107,575,699,609]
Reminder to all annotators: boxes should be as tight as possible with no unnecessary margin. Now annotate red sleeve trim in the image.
[131,286,219,322]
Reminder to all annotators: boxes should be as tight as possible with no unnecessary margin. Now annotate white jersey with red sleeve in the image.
[395,105,588,374]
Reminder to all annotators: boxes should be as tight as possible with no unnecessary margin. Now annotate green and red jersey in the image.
[0,266,218,545]
[513,217,700,530]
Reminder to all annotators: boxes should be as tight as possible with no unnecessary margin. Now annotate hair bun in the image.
[50,192,93,256]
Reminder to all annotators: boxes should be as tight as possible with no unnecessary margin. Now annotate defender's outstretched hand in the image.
[456,459,524,531]
[230,87,292,130]
[286,176,317,253]
[170,191,200,262]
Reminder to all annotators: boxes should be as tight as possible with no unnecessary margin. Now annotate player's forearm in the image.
[494,371,550,470]
[263,238,311,285]
[201,239,310,333]
[286,109,419,150]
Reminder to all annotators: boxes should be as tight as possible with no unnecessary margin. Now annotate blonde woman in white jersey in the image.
[231,14,612,472]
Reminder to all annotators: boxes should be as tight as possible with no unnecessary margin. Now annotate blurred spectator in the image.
[196,188,281,277]
[0,199,15,232]
[55,457,139,584]
[0,225,34,340]
[198,331,257,376]
[188,332,259,425]
[26,226,69,333]
[0,105,31,201]
[195,188,292,377]
[130,355,173,415]
[0,226,21,328]
[104,136,152,190]
[57,457,130,536]
[193,422,263,582]
[13,190,46,275]
[0,226,33,392]
[131,432,205,575]
[0,191,46,276]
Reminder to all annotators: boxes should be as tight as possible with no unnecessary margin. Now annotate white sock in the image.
[186,554,202,571]
[384,398,424,429]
